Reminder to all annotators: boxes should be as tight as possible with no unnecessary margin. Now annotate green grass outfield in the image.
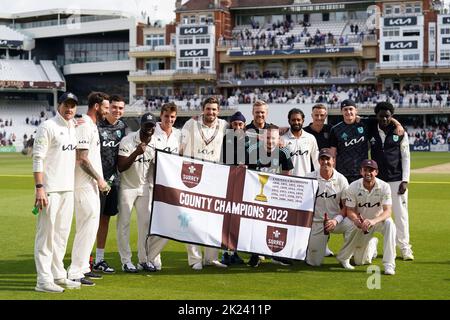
[0,152,449,300]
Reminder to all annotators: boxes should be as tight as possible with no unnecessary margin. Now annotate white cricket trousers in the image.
[337,217,397,269]
[117,185,160,264]
[388,181,412,252]
[68,185,100,280]
[306,217,355,266]
[186,245,220,266]
[35,191,74,285]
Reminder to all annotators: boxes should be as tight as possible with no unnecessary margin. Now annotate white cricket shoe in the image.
[54,278,81,289]
[35,282,65,293]
[205,260,228,268]
[384,265,396,275]
[325,246,334,257]
[191,262,203,270]
[402,249,414,261]
[337,257,355,270]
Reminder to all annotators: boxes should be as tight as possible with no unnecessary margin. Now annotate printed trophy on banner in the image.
[255,174,269,202]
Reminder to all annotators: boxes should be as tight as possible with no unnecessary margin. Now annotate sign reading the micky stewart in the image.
[150,151,318,260]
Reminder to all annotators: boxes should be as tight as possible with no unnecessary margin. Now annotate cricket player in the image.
[305,148,353,267]
[117,113,158,273]
[68,92,111,286]
[336,159,397,275]
[33,92,81,293]
[144,103,182,271]
[369,102,413,261]
[304,104,332,150]
[282,108,319,177]
[180,96,228,270]
[247,124,294,267]
[93,95,127,274]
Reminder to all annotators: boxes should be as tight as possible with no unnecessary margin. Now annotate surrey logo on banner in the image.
[181,162,203,188]
[266,226,287,253]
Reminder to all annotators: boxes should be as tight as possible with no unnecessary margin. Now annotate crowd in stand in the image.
[406,123,450,145]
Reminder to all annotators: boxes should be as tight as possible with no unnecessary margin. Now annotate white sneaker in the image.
[205,260,228,268]
[402,249,414,261]
[35,282,65,293]
[384,265,396,275]
[325,246,334,257]
[337,257,355,270]
[152,256,162,271]
[54,278,81,289]
[191,262,203,270]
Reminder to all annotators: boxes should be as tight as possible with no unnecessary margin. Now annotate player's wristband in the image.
[333,215,344,224]
[35,184,44,189]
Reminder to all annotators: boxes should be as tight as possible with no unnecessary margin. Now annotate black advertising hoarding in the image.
[384,16,417,27]
[179,26,208,36]
[385,41,418,50]
[180,49,209,58]
[229,47,354,57]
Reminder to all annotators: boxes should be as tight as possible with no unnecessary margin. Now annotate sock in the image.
[96,248,105,264]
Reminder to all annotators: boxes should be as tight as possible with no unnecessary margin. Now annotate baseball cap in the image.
[58,92,78,105]
[340,99,356,109]
[230,111,246,123]
[140,113,157,126]
[361,159,378,170]
[318,148,334,159]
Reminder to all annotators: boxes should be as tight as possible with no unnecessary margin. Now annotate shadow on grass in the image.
[0,251,366,282]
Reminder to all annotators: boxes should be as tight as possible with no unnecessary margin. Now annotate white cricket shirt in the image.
[282,129,319,177]
[118,130,156,190]
[74,115,103,189]
[32,112,77,192]
[306,169,349,222]
[181,116,228,163]
[345,177,392,220]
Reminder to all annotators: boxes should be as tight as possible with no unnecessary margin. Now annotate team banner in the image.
[149,151,318,260]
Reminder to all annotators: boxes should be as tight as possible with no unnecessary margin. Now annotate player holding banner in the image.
[180,96,229,270]
[144,103,182,271]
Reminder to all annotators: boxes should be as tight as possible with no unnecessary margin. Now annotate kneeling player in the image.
[306,148,354,266]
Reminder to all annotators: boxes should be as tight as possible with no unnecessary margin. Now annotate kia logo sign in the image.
[443,38,450,45]
[443,17,450,24]
[384,17,417,26]
[385,41,418,50]
[180,26,208,35]
[180,49,208,57]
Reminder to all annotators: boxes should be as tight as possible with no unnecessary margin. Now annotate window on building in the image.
[146,59,165,71]
[383,28,400,37]
[403,53,420,61]
[179,59,193,68]
[403,30,420,37]
[196,36,210,44]
[441,50,450,60]
[385,5,393,15]
[145,34,165,47]
[190,15,196,24]
[179,38,193,45]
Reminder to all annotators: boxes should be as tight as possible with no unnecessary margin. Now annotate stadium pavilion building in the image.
[128,0,450,127]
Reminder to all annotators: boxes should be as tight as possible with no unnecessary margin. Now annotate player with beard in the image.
[180,97,229,270]
[33,92,80,292]
[68,92,111,286]
[93,95,127,274]
[117,113,158,273]
[281,108,319,177]
[336,159,396,275]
